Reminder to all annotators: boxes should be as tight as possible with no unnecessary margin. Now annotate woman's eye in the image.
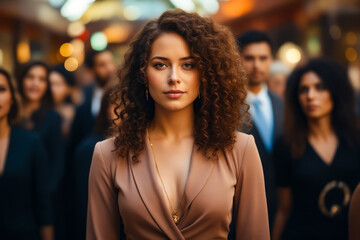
[183,63,194,69]
[298,87,308,94]
[0,86,6,92]
[316,83,326,91]
[153,63,167,69]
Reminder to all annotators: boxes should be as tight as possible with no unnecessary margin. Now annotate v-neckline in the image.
[307,140,340,167]
[147,133,195,223]
[129,131,215,237]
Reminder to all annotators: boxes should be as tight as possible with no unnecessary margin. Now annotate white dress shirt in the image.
[91,86,104,117]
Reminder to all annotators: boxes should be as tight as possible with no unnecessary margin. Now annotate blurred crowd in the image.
[0,29,360,240]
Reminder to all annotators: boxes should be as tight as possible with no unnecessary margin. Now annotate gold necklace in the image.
[148,132,183,224]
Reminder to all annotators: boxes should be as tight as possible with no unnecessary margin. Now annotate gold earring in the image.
[146,86,149,101]
[198,92,200,99]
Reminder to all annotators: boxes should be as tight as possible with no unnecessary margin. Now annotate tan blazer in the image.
[86,132,270,239]
[349,183,360,240]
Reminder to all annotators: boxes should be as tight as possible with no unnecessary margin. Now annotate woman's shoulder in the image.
[228,132,263,178]
[229,132,257,165]
[233,131,255,150]
[91,137,123,179]
[93,137,120,163]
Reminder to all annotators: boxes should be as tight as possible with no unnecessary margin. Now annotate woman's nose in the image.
[307,87,316,99]
[168,66,180,85]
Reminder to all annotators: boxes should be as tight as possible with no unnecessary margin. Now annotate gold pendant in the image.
[172,214,180,224]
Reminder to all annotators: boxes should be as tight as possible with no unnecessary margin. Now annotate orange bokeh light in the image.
[217,0,254,21]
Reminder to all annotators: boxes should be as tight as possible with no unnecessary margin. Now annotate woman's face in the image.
[23,65,48,103]
[0,73,13,120]
[49,71,71,104]
[298,71,333,120]
[146,32,200,113]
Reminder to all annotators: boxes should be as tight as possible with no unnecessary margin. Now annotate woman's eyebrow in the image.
[150,56,194,61]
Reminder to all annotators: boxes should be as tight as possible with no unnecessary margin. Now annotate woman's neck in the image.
[150,105,195,141]
[0,116,10,139]
[23,100,41,118]
[307,115,335,140]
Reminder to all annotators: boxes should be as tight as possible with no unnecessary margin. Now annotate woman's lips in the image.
[307,104,318,111]
[164,90,185,99]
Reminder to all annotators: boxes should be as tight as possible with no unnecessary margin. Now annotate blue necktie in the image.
[252,98,272,152]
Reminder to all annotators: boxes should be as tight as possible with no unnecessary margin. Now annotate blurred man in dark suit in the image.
[237,30,284,229]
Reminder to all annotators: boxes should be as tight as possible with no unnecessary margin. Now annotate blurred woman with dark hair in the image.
[272,59,360,240]
[17,61,64,239]
[49,65,78,139]
[0,68,53,240]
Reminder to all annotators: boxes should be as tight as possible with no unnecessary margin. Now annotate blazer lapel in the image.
[268,91,284,139]
[130,136,185,239]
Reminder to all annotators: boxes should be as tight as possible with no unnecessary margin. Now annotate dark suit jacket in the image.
[64,84,96,239]
[0,127,53,240]
[68,84,96,158]
[73,134,104,240]
[241,90,284,227]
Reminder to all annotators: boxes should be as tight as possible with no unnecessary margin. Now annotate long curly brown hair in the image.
[112,9,248,161]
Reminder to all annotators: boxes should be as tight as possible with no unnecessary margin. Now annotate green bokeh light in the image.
[90,32,108,51]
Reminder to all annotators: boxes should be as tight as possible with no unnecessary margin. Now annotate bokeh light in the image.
[286,49,301,64]
[345,47,357,62]
[278,42,302,67]
[90,32,108,51]
[59,43,74,57]
[345,32,357,46]
[123,6,141,21]
[199,0,219,14]
[169,0,195,12]
[307,36,321,56]
[48,0,66,8]
[64,57,79,71]
[17,41,31,63]
[70,39,84,55]
[103,24,130,43]
[76,29,90,42]
[60,0,95,21]
[67,21,85,37]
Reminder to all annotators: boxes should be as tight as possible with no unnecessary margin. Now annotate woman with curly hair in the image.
[272,59,360,240]
[87,9,269,239]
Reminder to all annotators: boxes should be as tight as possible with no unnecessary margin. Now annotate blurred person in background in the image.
[237,30,284,229]
[349,183,360,240]
[68,49,116,155]
[0,68,53,240]
[49,65,77,140]
[73,88,117,240]
[64,49,116,239]
[17,61,65,240]
[272,59,360,240]
[74,64,96,88]
[267,60,291,99]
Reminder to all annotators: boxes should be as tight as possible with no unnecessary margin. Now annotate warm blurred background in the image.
[0,0,359,88]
